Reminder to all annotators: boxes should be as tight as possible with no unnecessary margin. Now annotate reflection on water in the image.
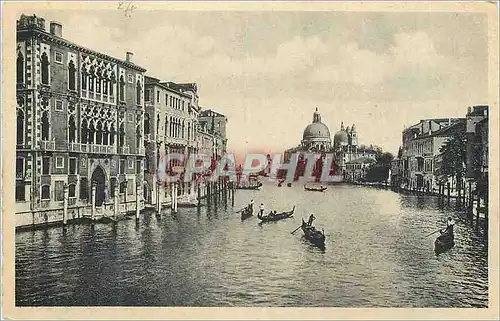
[16,182,488,307]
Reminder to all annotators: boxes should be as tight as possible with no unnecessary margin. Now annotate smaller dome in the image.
[334,130,349,145]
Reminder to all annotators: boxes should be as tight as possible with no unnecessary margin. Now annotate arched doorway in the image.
[91,166,106,206]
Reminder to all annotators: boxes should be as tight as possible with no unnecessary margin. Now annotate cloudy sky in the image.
[36,7,488,155]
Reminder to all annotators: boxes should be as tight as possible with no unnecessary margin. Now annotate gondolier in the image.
[442,217,455,235]
[307,213,316,226]
[259,203,265,216]
[248,199,254,212]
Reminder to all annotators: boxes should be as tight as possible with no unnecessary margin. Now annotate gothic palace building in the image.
[15,14,147,226]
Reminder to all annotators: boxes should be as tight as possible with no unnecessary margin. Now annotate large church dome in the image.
[303,122,331,140]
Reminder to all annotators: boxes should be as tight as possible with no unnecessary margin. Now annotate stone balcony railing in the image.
[40,140,56,151]
[69,142,115,154]
[119,145,130,154]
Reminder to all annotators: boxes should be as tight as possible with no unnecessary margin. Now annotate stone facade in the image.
[15,14,146,227]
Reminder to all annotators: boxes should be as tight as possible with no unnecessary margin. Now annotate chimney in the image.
[467,106,472,114]
[448,118,451,126]
[126,52,134,63]
[49,21,62,37]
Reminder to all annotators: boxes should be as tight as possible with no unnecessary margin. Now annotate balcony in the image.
[70,142,115,154]
[69,142,82,152]
[40,140,56,151]
[119,145,130,154]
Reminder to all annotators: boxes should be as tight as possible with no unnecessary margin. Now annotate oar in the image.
[291,225,302,234]
[425,229,443,237]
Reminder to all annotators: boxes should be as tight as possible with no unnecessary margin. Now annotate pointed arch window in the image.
[88,122,95,144]
[136,80,142,106]
[157,115,160,133]
[96,72,101,94]
[164,116,169,138]
[17,52,24,84]
[110,124,116,146]
[119,75,125,102]
[68,115,76,143]
[41,52,49,85]
[119,123,125,147]
[81,119,88,144]
[103,124,109,145]
[68,60,76,90]
[17,109,24,146]
[81,70,87,90]
[103,78,108,95]
[109,78,114,96]
[41,111,50,141]
[96,121,103,145]
[89,73,95,92]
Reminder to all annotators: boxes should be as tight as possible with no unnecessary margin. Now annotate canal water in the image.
[15,181,488,307]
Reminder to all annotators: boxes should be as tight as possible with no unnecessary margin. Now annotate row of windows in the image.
[17,52,77,90]
[146,89,186,111]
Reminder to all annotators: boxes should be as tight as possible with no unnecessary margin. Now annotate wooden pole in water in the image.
[135,183,140,221]
[91,183,96,222]
[156,182,161,215]
[63,183,68,226]
[476,195,481,229]
[114,184,119,221]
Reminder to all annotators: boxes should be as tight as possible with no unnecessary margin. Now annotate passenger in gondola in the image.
[307,213,316,226]
[259,203,265,216]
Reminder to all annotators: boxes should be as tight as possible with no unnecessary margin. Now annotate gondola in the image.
[434,230,455,254]
[301,219,326,249]
[241,207,253,220]
[236,181,263,190]
[304,185,327,192]
[257,206,295,222]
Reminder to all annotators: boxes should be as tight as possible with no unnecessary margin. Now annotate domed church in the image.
[284,109,377,181]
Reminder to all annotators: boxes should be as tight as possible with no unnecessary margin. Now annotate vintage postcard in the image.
[1,1,499,320]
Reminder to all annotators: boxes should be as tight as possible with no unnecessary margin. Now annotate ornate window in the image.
[41,111,50,141]
[88,122,95,144]
[119,123,125,147]
[103,124,109,145]
[41,52,49,85]
[119,75,125,102]
[80,177,88,200]
[81,71,87,90]
[17,109,24,146]
[17,52,24,84]
[103,79,108,95]
[89,74,95,92]
[80,119,88,144]
[110,124,116,146]
[69,184,76,198]
[96,121,103,145]
[136,126,141,148]
[68,60,76,90]
[68,115,76,143]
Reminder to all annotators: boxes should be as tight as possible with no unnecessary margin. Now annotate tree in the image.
[438,133,467,204]
[439,133,466,185]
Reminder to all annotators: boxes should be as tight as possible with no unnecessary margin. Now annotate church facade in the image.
[284,109,377,181]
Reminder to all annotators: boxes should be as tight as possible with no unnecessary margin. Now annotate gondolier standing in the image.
[248,199,254,212]
[442,217,455,235]
[259,203,265,216]
[307,213,316,226]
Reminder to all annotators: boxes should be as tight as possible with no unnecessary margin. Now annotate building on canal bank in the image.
[15,14,147,228]
[143,76,200,208]
[198,109,228,159]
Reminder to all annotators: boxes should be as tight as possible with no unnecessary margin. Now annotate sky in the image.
[34,8,489,155]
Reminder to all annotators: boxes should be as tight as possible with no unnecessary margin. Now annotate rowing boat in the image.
[434,230,455,254]
[301,219,326,249]
[304,185,327,192]
[241,207,253,220]
[257,206,295,222]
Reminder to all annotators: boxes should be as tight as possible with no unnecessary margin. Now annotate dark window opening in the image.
[41,111,49,141]
[41,52,49,85]
[42,157,50,175]
[17,109,24,146]
[80,177,88,200]
[41,185,50,200]
[68,60,76,90]
[17,52,24,84]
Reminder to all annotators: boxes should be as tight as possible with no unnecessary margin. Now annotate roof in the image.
[467,105,488,116]
[199,109,227,118]
[144,77,191,98]
[17,15,146,72]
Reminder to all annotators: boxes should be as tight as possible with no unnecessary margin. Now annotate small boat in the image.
[257,206,295,222]
[287,182,292,187]
[301,219,326,249]
[304,185,327,192]
[241,207,253,220]
[236,181,263,190]
[434,230,455,254]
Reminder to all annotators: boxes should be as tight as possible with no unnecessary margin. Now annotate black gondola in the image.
[257,206,295,222]
[301,219,326,249]
[241,207,253,220]
[434,230,455,254]
[304,185,327,192]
